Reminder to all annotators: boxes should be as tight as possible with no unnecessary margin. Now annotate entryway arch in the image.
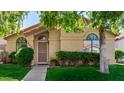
[37,35,48,64]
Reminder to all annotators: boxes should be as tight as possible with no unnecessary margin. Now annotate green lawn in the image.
[0,64,30,81]
[46,65,124,81]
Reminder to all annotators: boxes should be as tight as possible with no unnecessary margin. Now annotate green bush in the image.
[56,49,124,66]
[115,49,124,62]
[0,51,8,64]
[8,51,16,64]
[56,51,100,66]
[15,47,34,66]
[50,59,59,66]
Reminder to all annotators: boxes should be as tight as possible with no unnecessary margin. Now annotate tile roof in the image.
[4,21,116,39]
[4,23,41,39]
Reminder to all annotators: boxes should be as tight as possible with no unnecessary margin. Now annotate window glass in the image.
[83,33,99,53]
[16,37,27,50]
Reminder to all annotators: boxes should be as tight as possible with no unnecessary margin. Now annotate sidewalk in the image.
[22,65,48,81]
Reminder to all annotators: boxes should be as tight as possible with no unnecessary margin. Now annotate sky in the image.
[22,11,40,29]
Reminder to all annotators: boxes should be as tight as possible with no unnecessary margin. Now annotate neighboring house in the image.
[115,32,124,62]
[115,32,124,50]
[4,23,116,65]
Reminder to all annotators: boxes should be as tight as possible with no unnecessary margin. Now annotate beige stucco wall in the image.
[5,29,61,65]
[5,32,35,64]
[6,33,24,53]
[60,27,116,64]
[60,28,99,51]
[49,30,60,60]
[5,33,34,53]
[60,31,83,51]
[5,27,116,65]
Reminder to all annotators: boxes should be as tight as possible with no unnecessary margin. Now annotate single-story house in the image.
[115,32,124,62]
[115,32,124,50]
[4,23,116,65]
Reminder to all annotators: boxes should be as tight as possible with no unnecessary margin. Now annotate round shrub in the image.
[15,47,34,66]
[9,51,16,63]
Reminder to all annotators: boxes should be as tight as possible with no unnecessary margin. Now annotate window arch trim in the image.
[86,33,99,40]
[37,35,48,42]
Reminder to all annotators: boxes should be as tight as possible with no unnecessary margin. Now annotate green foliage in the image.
[0,51,8,64]
[56,51,100,66]
[1,11,123,37]
[8,51,16,63]
[39,11,124,34]
[46,65,124,81]
[88,11,124,34]
[0,11,84,36]
[38,11,84,32]
[115,49,124,62]
[0,11,28,37]
[0,64,30,81]
[15,47,34,66]
[50,59,59,66]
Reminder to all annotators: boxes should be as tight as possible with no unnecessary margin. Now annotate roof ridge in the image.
[4,23,41,39]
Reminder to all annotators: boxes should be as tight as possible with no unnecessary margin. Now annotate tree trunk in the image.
[99,27,109,74]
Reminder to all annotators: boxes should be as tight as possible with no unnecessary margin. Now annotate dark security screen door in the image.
[38,42,47,62]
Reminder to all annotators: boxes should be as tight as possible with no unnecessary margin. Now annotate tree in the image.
[38,11,84,32]
[88,11,124,73]
[0,11,28,37]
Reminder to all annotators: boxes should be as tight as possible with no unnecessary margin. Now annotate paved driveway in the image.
[22,65,48,81]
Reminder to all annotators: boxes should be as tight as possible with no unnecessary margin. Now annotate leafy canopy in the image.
[0,11,28,37]
[88,11,124,34]
[38,11,84,32]
[0,11,124,37]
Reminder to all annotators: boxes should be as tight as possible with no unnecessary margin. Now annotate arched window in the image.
[16,37,27,50]
[38,35,48,42]
[83,33,99,53]
[86,33,98,40]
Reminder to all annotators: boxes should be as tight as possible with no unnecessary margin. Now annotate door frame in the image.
[37,40,48,64]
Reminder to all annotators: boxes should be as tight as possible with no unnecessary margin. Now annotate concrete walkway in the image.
[22,65,48,81]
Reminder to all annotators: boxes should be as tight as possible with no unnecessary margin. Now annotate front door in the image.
[38,42,47,64]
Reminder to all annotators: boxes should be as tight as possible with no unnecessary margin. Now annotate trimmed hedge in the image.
[56,51,100,66]
[15,47,34,66]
